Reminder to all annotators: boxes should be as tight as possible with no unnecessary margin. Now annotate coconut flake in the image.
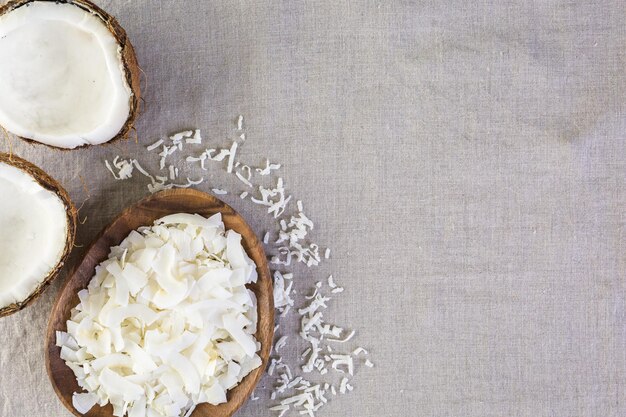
[327,275,337,289]
[226,141,238,173]
[256,159,281,176]
[170,130,193,142]
[186,129,202,144]
[236,171,253,187]
[353,347,368,356]
[105,157,134,180]
[72,392,99,414]
[146,139,164,151]
[235,165,253,187]
[275,336,288,351]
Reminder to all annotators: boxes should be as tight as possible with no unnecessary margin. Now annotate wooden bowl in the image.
[45,189,274,417]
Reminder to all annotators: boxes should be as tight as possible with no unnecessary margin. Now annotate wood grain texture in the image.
[45,189,274,417]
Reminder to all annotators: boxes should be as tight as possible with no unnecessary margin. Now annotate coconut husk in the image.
[0,0,141,150]
[0,153,77,317]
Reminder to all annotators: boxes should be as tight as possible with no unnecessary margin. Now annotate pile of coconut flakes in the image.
[103,116,372,417]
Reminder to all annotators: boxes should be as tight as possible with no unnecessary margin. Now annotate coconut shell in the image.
[0,153,77,318]
[0,0,141,150]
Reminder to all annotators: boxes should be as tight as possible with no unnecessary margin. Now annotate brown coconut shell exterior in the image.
[0,153,77,318]
[0,0,141,150]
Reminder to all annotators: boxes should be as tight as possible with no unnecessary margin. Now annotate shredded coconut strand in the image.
[146,138,164,151]
[256,159,281,176]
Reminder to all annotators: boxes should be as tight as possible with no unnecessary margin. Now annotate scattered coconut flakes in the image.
[185,129,202,144]
[237,115,244,130]
[269,404,289,417]
[353,347,368,356]
[330,355,354,375]
[209,148,229,161]
[104,156,134,180]
[271,210,321,267]
[364,359,374,368]
[235,164,253,187]
[240,133,246,141]
[168,164,176,180]
[339,378,349,394]
[212,188,227,195]
[101,118,372,417]
[236,171,253,187]
[275,336,288,351]
[158,145,169,169]
[328,330,355,343]
[146,138,164,151]
[305,287,319,300]
[327,275,337,289]
[240,191,249,199]
[273,271,295,315]
[251,391,259,401]
[186,153,208,171]
[264,232,270,244]
[227,141,238,173]
[147,177,204,194]
[331,287,344,294]
[268,358,281,376]
[256,159,282,176]
[130,159,153,180]
[251,177,292,218]
[170,130,193,142]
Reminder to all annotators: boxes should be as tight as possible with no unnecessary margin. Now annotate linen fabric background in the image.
[0,1,625,416]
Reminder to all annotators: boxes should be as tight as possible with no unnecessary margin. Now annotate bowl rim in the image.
[45,188,274,417]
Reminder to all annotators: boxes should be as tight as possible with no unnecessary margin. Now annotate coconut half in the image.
[0,153,76,317]
[0,0,141,149]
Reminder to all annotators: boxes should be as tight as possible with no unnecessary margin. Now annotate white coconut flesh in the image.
[0,1,132,148]
[0,161,68,309]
